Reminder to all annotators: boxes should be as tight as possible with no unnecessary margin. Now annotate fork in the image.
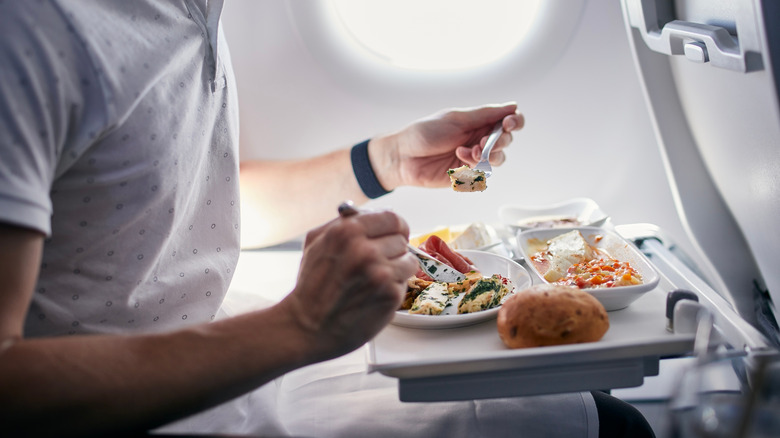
[337,201,466,283]
[472,120,504,178]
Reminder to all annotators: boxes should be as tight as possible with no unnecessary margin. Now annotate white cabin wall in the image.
[221,0,698,262]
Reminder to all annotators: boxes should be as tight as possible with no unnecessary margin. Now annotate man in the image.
[0,1,652,437]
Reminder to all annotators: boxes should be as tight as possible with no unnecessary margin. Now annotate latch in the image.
[625,0,751,72]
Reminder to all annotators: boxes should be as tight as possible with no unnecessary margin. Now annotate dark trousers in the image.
[592,390,656,438]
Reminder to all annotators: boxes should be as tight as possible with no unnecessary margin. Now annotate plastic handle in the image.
[666,289,699,320]
[625,0,747,72]
[666,289,699,333]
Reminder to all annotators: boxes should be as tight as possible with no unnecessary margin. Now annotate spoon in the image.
[472,120,504,178]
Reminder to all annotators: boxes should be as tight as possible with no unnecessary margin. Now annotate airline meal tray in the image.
[367,231,698,402]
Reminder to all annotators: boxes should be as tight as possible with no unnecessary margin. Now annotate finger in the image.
[488,150,506,166]
[455,144,507,167]
[336,201,410,239]
[373,234,410,260]
[502,111,525,132]
[302,219,333,248]
[347,210,410,239]
[455,145,478,165]
[480,130,513,150]
[394,252,419,283]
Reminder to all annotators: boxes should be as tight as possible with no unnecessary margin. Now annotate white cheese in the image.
[450,222,492,249]
[542,230,595,282]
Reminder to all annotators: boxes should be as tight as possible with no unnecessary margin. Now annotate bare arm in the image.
[0,214,417,437]
[239,103,525,248]
[240,148,365,248]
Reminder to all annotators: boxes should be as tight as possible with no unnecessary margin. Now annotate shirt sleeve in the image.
[0,1,107,235]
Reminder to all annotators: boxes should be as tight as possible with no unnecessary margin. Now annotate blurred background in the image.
[221,0,697,266]
[221,3,780,436]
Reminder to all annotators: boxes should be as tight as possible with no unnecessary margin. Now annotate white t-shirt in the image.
[0,0,240,337]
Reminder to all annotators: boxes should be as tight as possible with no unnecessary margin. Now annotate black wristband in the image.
[350,139,391,199]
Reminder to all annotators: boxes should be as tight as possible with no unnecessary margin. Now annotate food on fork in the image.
[447,165,486,192]
[497,284,609,349]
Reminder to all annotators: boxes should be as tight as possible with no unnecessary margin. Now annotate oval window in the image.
[332,0,542,71]
[286,0,585,102]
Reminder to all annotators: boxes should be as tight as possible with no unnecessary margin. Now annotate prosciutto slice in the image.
[416,235,477,281]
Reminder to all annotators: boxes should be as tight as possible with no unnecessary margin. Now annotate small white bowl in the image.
[516,226,660,311]
[499,198,609,233]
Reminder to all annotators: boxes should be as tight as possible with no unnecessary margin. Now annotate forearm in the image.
[0,305,310,438]
[239,148,370,248]
[237,101,522,249]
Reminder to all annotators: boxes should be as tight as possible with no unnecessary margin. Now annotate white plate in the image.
[498,198,609,233]
[516,227,660,311]
[392,250,532,329]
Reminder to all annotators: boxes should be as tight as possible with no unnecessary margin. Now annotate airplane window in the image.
[331,0,542,71]
[285,0,585,102]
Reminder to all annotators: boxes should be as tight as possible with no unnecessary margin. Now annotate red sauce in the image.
[554,257,642,289]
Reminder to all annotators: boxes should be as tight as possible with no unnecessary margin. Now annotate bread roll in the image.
[497,284,609,349]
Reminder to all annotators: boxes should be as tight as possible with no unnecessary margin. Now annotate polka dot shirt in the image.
[0,0,241,336]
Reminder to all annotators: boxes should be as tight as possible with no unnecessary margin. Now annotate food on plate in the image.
[401,271,482,311]
[528,230,643,288]
[447,165,486,192]
[415,235,477,280]
[401,235,514,315]
[409,227,453,248]
[457,274,512,314]
[530,230,596,282]
[447,270,484,296]
[497,284,609,349]
[517,215,581,229]
[449,222,492,249]
[403,277,433,310]
[400,235,478,310]
[409,282,450,315]
[409,222,492,250]
[557,258,642,289]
